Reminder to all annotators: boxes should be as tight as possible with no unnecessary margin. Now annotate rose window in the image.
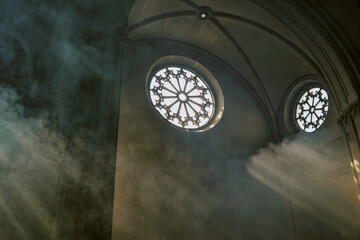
[148,66,215,129]
[295,87,329,132]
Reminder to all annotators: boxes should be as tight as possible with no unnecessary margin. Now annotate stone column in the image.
[337,101,360,201]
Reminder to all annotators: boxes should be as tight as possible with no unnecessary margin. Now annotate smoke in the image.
[1,0,359,239]
[113,137,251,239]
[0,86,64,238]
[113,41,360,239]
[247,132,360,239]
[114,86,360,239]
[0,85,113,239]
[0,0,133,238]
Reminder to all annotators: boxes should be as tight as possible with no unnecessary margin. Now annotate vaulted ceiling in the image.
[126,0,331,139]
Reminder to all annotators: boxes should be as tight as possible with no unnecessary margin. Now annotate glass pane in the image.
[149,67,215,129]
[295,87,329,132]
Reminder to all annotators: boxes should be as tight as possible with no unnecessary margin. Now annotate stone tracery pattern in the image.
[295,87,329,132]
[149,67,215,129]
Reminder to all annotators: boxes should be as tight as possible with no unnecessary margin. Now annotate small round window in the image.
[148,66,216,130]
[295,87,329,132]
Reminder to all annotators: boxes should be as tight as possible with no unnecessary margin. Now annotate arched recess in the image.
[127,37,277,137]
[278,74,335,137]
[250,0,360,195]
[250,0,360,206]
[252,0,359,109]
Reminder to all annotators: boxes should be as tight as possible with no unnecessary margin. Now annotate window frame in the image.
[146,56,224,132]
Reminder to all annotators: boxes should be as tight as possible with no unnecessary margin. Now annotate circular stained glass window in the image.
[295,87,329,132]
[148,66,215,130]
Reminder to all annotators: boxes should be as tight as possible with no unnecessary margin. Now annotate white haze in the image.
[0,86,103,239]
[247,133,360,239]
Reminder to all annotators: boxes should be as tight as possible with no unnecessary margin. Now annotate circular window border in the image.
[146,55,224,132]
[280,75,331,135]
[293,85,329,132]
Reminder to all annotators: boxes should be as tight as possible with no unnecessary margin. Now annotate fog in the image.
[0,86,70,238]
[0,0,132,238]
[248,132,360,239]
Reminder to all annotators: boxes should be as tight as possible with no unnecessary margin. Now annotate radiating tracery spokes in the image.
[149,67,215,129]
[295,87,329,132]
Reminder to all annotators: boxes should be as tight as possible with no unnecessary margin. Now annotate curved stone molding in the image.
[336,101,360,126]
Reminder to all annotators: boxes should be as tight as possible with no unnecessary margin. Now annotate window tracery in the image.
[295,87,329,132]
[149,66,215,130]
